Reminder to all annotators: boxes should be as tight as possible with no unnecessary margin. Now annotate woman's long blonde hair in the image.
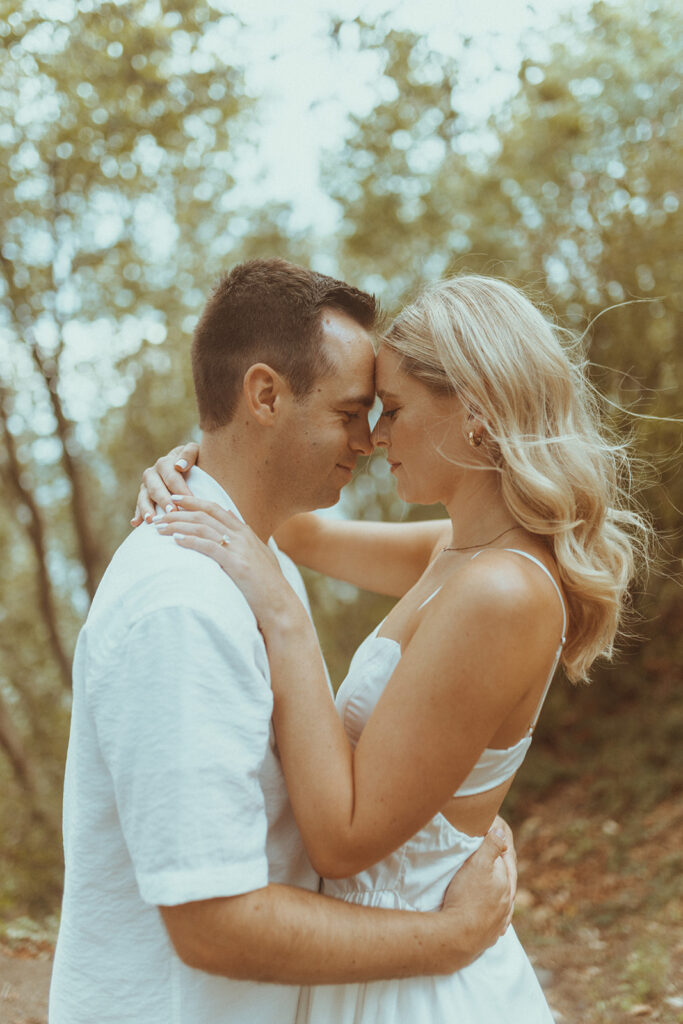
[384,274,651,683]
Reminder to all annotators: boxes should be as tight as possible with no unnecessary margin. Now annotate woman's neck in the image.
[443,473,519,551]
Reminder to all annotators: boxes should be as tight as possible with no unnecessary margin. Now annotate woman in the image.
[138,275,647,1021]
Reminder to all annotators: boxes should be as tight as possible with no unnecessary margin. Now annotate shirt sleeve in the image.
[90,603,273,906]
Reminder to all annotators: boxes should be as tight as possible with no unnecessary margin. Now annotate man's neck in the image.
[197,430,287,542]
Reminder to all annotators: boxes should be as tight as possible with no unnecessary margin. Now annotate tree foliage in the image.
[307,4,682,841]
[0,0,301,915]
[0,0,680,918]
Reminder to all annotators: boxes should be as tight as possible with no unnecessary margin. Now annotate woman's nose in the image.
[350,419,374,456]
[371,419,388,448]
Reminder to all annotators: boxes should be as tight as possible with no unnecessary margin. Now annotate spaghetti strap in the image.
[470,547,567,642]
[470,546,567,732]
[500,549,567,643]
[417,587,442,611]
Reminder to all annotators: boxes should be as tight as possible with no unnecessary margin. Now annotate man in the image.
[49,258,513,1023]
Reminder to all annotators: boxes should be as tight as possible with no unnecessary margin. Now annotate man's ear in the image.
[242,363,288,424]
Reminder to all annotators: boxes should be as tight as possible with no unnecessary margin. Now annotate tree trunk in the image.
[0,387,73,690]
[0,690,37,794]
[31,343,102,600]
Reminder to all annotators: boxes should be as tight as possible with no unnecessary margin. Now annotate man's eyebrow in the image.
[340,392,376,408]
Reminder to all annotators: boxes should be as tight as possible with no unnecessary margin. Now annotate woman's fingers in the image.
[172,441,199,472]
[155,520,226,546]
[132,475,157,525]
[153,511,232,539]
[171,531,230,568]
[170,495,229,513]
[152,449,194,500]
[130,444,198,527]
[155,500,241,533]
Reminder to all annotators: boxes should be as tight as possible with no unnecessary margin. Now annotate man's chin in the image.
[308,486,344,512]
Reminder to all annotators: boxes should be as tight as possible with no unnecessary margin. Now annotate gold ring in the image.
[220,534,230,547]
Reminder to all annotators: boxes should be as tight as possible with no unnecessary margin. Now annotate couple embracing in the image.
[50,258,641,1023]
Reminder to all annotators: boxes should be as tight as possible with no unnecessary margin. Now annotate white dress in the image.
[296,550,565,1024]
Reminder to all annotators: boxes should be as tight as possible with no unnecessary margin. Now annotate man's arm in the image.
[161,829,512,984]
[103,586,513,984]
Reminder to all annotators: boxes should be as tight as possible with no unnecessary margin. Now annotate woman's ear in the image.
[242,363,288,424]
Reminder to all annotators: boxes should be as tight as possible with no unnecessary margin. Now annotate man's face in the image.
[276,307,376,511]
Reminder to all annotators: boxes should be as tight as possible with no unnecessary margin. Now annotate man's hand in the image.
[131,441,199,526]
[491,814,517,928]
[440,826,515,969]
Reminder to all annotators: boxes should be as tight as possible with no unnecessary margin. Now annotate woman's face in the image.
[372,345,472,506]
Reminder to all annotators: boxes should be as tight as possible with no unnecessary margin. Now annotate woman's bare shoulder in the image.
[433,546,564,641]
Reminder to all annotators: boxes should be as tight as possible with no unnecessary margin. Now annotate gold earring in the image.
[468,430,483,448]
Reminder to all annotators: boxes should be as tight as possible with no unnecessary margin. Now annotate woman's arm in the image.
[274,514,451,597]
[134,444,450,595]
[157,503,555,879]
[260,560,551,878]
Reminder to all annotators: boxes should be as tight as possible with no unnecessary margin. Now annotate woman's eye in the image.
[381,407,398,420]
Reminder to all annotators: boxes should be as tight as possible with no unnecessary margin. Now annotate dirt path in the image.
[0,947,52,1024]
[2,786,680,1024]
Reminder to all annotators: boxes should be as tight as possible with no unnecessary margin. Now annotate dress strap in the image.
[500,549,567,643]
[470,547,567,732]
[417,587,442,611]
[469,547,567,642]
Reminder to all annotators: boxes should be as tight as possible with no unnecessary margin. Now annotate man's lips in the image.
[388,460,401,473]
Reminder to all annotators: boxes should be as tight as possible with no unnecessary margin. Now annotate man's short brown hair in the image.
[191,258,377,429]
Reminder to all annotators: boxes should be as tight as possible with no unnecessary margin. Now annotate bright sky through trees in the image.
[225,0,593,228]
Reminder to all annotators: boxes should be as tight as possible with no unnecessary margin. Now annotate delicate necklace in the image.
[442,525,521,553]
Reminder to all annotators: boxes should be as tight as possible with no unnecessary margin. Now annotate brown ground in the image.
[1,783,681,1024]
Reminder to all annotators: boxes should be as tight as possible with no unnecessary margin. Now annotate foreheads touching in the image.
[191,257,378,430]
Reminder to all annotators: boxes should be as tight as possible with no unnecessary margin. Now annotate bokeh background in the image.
[0,0,680,1019]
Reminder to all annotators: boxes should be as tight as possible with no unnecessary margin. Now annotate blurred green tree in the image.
[315,1,681,810]
[0,0,302,916]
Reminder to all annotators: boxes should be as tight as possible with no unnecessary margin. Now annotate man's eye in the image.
[341,411,358,422]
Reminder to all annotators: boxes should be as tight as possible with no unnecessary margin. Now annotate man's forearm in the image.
[162,882,481,984]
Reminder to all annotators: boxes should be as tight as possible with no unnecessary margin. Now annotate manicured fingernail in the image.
[165,503,175,513]
[152,513,164,522]
[144,513,153,522]
[170,495,185,502]
[154,523,168,531]
[175,459,188,470]
[494,828,507,842]
[172,532,185,540]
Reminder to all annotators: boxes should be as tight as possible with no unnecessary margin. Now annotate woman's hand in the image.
[131,442,199,526]
[153,496,303,631]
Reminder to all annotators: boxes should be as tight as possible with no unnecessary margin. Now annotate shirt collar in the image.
[185,466,279,551]
[185,467,245,523]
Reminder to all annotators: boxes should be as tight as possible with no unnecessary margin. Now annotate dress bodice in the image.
[336,549,566,798]
[307,549,561,1021]
[336,625,536,801]
[332,630,483,912]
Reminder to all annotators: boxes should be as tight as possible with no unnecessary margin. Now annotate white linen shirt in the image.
[49,468,319,1024]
